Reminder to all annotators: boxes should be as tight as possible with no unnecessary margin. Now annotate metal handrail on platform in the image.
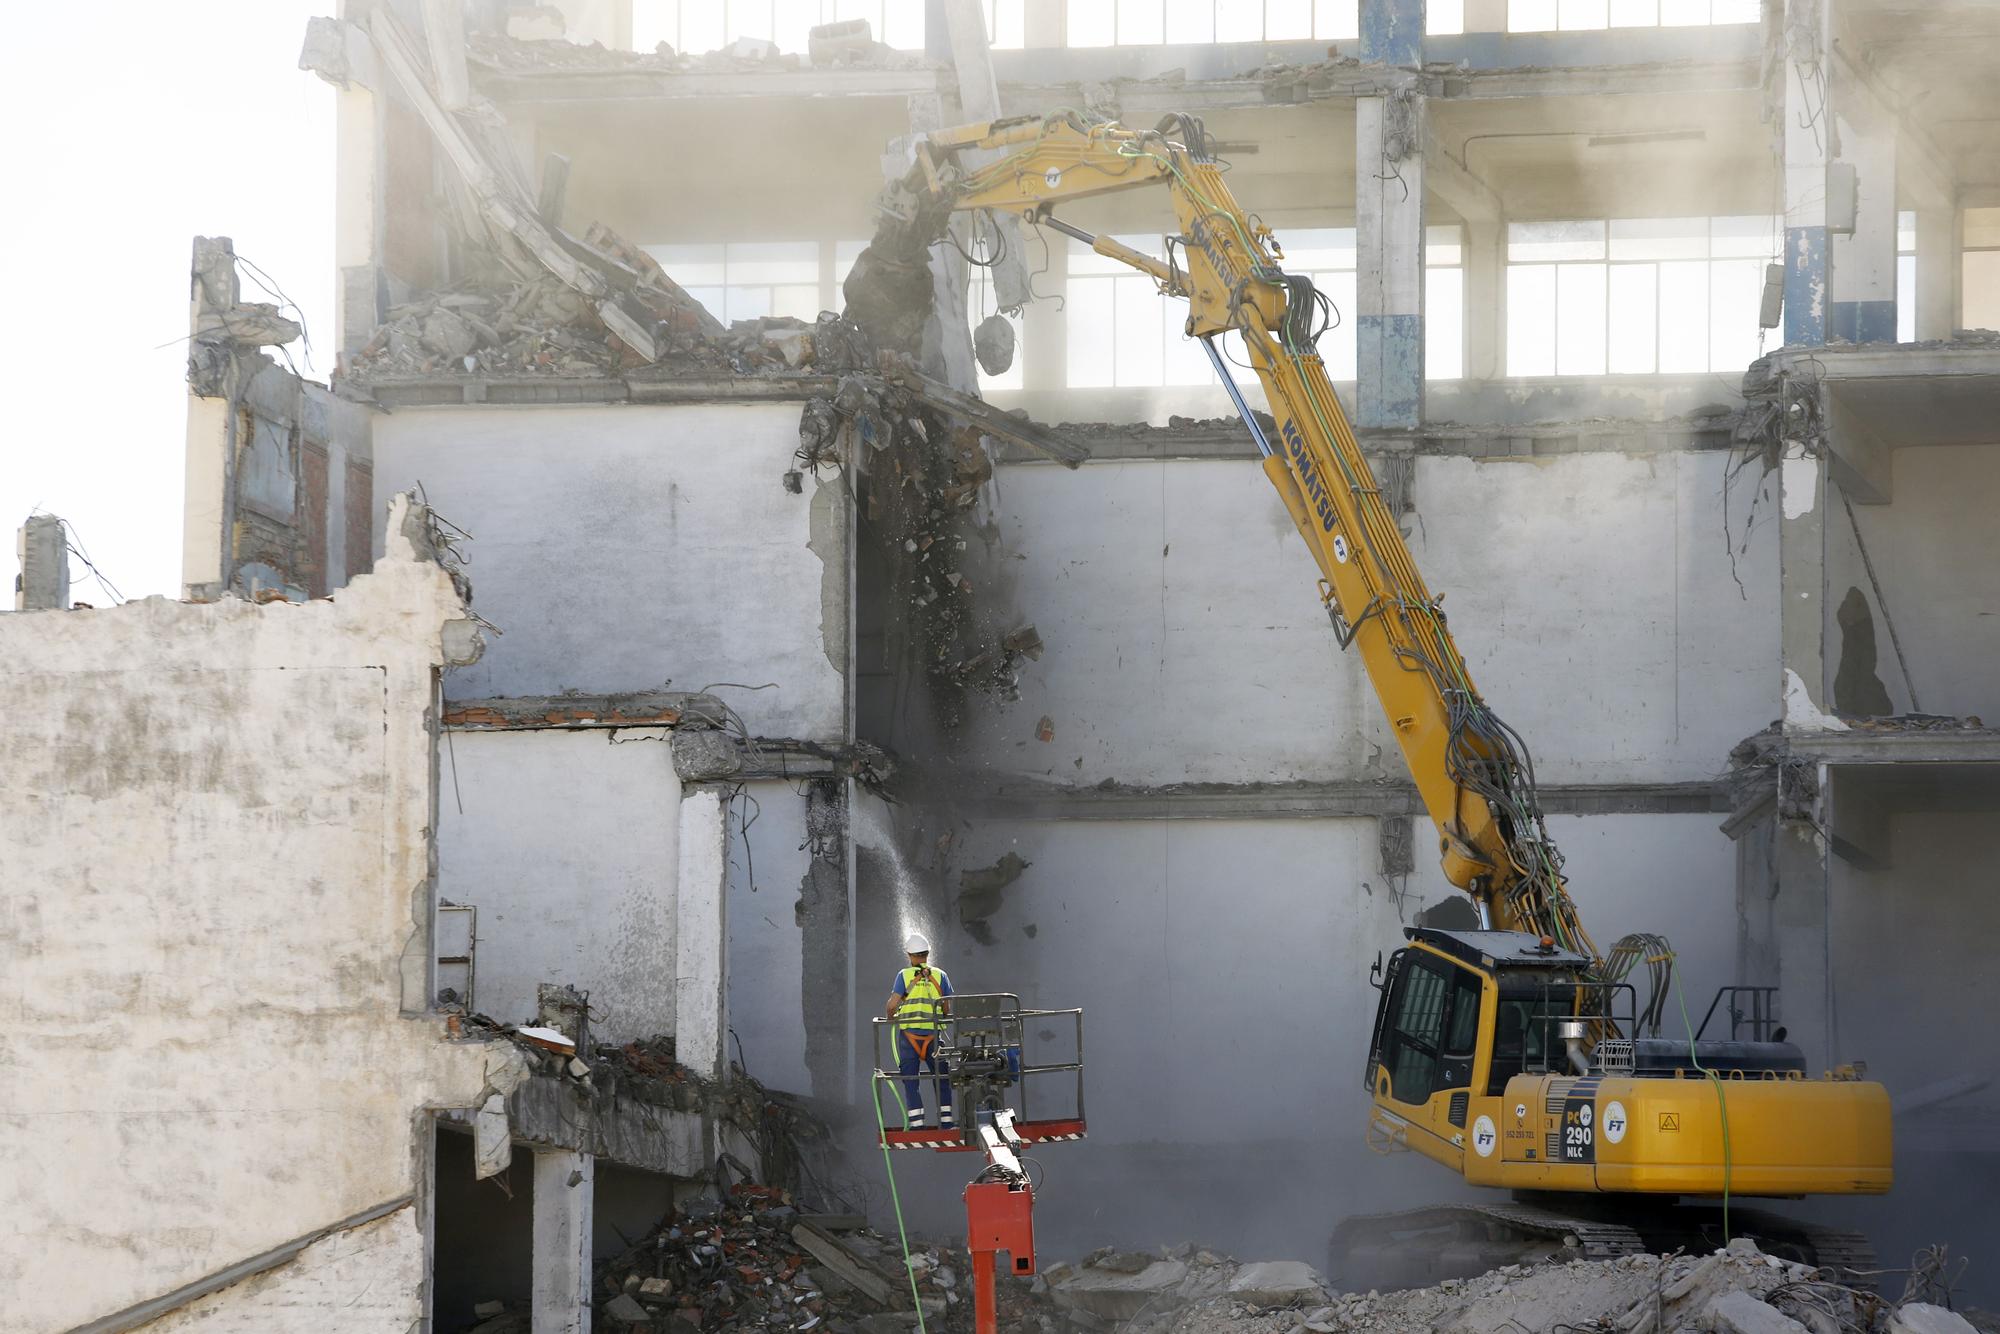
[870,992,1085,1142]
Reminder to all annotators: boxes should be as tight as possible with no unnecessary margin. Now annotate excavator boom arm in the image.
[918,112,1592,954]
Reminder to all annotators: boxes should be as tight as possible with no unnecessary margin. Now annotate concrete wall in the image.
[0,511,520,1333]
[726,779,811,1094]
[371,402,851,741]
[436,728,683,1043]
[1827,444,2000,722]
[966,449,1777,786]
[858,806,1740,1258]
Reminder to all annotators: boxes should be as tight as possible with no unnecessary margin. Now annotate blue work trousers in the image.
[895,1029,953,1125]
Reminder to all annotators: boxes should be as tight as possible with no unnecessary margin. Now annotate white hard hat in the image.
[903,931,931,955]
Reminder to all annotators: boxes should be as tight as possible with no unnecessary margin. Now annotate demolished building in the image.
[6,0,2000,1327]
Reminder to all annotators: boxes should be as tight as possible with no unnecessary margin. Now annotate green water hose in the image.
[871,1077,930,1334]
[1670,954,1732,1242]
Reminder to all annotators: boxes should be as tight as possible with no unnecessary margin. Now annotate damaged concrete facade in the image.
[4,489,754,1332]
[15,0,2000,1324]
[283,0,2000,1289]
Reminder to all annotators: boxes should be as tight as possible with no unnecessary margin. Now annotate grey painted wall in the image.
[964,449,1778,786]
[372,403,850,742]
[435,728,681,1043]
[1826,443,2000,723]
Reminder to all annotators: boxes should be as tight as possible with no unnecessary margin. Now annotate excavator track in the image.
[1328,1199,1876,1294]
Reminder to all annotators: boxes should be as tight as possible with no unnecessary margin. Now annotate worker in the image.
[885,930,955,1129]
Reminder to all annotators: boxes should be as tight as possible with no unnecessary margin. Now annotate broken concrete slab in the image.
[1226,1260,1328,1308]
[1892,1306,1980,1334]
[1708,1289,1810,1334]
[1049,1258,1189,1322]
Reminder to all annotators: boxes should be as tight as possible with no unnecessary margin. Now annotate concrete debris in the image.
[343,281,867,383]
[465,30,927,75]
[973,313,1016,377]
[586,1189,1025,1333]
[1893,1306,1981,1334]
[1041,1246,1328,1328]
[1240,1242,1918,1334]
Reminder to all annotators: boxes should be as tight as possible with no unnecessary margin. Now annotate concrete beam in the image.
[443,691,728,730]
[499,1076,711,1178]
[987,415,1738,463]
[1423,126,1502,224]
[958,777,1727,821]
[531,1149,593,1334]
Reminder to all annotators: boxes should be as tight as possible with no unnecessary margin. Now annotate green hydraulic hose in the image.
[871,1076,930,1334]
[1670,953,1732,1241]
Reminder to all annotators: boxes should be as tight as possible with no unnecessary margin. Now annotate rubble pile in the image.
[1037,1240,1991,1334]
[566,1188,1048,1333]
[466,28,928,77]
[1039,1247,1331,1331]
[345,283,874,383]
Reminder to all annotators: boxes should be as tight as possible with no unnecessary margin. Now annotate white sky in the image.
[1,3,335,602]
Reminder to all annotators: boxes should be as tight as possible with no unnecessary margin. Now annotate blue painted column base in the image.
[1784,225,1828,348]
[1357,313,1422,429]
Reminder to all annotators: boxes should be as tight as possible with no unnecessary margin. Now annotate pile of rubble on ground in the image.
[563,1186,1053,1333]
[1036,1239,1994,1334]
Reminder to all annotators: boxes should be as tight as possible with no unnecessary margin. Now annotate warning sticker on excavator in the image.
[1658,1112,1681,1132]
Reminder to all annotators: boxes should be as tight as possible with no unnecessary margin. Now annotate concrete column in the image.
[1772,787,1834,1072]
[1828,114,1898,344]
[675,788,729,1080]
[942,0,1031,310]
[1781,0,1831,347]
[531,1149,594,1334]
[15,515,69,611]
[1463,219,1502,381]
[1357,0,1425,427]
[1779,443,1834,725]
[1914,208,1960,340]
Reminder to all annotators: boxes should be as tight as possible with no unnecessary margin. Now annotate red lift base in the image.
[964,1177,1036,1334]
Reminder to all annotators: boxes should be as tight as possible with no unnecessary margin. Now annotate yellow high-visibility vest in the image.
[895,966,948,1031]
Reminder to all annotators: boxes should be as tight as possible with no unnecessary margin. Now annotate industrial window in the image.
[982,0,1026,47]
[1066,227,1464,386]
[646,242,824,325]
[1964,208,2000,336]
[1066,0,1465,43]
[1897,210,1917,343]
[1507,0,1758,30]
[1427,226,1465,380]
[632,0,926,55]
[1504,216,1778,376]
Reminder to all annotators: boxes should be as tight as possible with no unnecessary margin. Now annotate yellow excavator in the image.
[869,110,1894,1284]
